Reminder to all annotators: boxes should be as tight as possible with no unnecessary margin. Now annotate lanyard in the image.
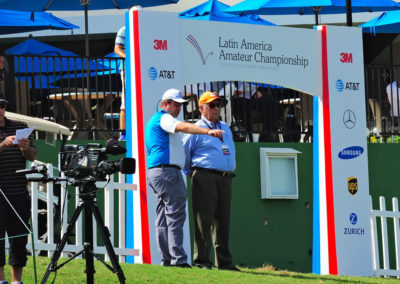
[202,119,224,143]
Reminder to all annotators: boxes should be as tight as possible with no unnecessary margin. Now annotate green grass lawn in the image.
[4,256,399,284]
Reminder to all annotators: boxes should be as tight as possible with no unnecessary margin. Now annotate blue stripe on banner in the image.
[125,10,134,264]
[312,95,320,274]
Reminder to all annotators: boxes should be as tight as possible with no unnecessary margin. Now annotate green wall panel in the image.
[229,142,313,271]
[33,140,400,272]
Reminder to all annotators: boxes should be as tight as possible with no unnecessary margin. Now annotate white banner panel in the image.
[136,12,188,265]
[325,26,372,276]
[180,20,322,96]
[126,11,372,276]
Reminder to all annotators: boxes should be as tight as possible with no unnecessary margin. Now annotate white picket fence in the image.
[370,195,400,278]
[26,162,139,263]
[21,164,400,277]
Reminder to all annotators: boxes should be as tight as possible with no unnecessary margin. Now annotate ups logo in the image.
[347,177,358,195]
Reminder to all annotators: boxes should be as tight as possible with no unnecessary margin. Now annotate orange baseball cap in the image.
[199,91,222,106]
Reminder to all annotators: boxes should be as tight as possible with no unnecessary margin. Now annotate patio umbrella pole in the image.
[84,3,91,93]
[315,9,319,25]
[84,3,89,57]
[346,0,352,26]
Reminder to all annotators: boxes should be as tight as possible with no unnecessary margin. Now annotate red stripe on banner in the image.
[133,11,151,264]
[321,25,338,275]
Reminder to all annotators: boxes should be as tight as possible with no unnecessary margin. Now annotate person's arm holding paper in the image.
[0,136,36,161]
[0,135,15,151]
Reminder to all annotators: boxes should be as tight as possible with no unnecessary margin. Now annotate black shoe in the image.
[162,262,171,267]
[172,263,192,268]
[219,265,240,271]
[194,263,212,270]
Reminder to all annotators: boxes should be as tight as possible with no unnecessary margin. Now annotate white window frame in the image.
[260,148,301,199]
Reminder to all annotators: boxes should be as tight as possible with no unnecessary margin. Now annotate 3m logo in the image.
[340,52,353,63]
[154,39,167,50]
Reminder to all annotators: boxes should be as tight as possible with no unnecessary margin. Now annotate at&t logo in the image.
[148,67,176,81]
[336,79,344,92]
[148,67,158,80]
[336,79,360,92]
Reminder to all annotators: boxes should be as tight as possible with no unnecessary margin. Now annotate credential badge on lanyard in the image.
[221,144,230,156]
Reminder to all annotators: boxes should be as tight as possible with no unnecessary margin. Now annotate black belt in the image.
[149,164,181,170]
[193,167,235,178]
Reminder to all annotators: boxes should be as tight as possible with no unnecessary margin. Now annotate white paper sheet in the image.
[13,128,34,144]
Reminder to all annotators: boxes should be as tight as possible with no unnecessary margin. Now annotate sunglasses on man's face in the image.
[207,101,223,109]
[0,104,6,109]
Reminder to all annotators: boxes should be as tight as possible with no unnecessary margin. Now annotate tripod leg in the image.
[41,203,84,284]
[90,202,126,284]
[84,204,95,284]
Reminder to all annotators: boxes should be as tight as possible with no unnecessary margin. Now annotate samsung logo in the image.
[338,146,364,160]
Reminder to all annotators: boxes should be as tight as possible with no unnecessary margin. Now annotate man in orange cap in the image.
[183,91,239,271]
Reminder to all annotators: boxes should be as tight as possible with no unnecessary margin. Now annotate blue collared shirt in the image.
[182,116,236,175]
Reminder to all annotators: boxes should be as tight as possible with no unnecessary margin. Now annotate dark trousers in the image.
[0,191,30,267]
[191,169,233,268]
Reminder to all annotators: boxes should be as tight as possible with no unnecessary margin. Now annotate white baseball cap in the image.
[162,88,188,104]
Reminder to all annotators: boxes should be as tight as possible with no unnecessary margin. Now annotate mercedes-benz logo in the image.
[343,110,356,129]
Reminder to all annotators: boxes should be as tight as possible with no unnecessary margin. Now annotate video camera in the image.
[59,139,135,180]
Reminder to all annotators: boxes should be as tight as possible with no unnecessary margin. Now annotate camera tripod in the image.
[41,180,126,284]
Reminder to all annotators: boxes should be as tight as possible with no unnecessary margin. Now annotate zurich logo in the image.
[349,213,358,225]
[336,79,344,92]
[148,67,158,81]
[338,146,364,159]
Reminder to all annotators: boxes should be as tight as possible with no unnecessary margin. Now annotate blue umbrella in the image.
[360,10,400,34]
[50,52,122,91]
[179,0,276,26]
[6,38,107,89]
[0,9,78,34]
[0,0,178,10]
[0,0,179,56]
[224,0,400,25]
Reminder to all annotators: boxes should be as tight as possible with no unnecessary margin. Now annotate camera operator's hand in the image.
[0,135,15,151]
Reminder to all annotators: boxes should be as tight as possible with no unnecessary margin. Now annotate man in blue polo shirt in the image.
[146,88,223,268]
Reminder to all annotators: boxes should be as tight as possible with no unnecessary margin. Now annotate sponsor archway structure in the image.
[124,10,372,276]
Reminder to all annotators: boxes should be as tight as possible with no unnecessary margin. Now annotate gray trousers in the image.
[147,167,188,265]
